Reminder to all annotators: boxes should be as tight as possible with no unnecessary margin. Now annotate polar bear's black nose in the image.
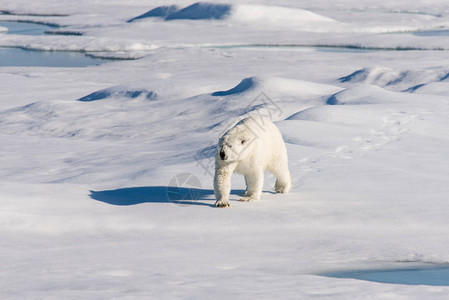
[220,150,226,160]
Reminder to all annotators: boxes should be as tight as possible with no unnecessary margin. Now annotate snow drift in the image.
[77,86,157,102]
[212,76,342,98]
[339,67,449,93]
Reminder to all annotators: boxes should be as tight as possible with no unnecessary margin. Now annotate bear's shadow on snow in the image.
[90,186,245,207]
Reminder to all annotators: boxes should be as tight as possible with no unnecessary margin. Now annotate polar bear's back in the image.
[236,116,288,169]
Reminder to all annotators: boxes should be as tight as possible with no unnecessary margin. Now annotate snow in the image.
[77,85,157,102]
[1,0,449,299]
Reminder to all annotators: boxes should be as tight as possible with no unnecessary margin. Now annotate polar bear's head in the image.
[217,125,256,162]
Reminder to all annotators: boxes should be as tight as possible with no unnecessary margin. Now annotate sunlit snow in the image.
[1,1,449,299]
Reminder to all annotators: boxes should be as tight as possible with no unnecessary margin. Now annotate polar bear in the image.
[214,116,291,207]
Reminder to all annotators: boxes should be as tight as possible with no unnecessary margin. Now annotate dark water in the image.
[0,21,109,67]
[324,265,449,286]
[211,44,375,53]
[413,30,449,36]
[0,47,106,67]
[0,21,111,67]
[0,21,55,35]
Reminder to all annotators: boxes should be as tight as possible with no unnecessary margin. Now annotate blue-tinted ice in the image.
[324,265,449,286]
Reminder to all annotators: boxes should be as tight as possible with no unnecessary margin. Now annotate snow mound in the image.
[233,4,335,23]
[339,67,410,87]
[263,77,343,97]
[340,67,449,92]
[212,76,342,97]
[231,4,339,31]
[78,86,157,102]
[403,81,449,96]
[212,77,259,96]
[326,85,403,105]
[286,104,385,126]
[127,2,231,22]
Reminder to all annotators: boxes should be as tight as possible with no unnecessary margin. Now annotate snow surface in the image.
[1,1,449,299]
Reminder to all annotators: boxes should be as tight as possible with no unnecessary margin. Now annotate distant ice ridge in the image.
[127,5,179,22]
[127,2,340,31]
[0,26,7,32]
[128,3,232,22]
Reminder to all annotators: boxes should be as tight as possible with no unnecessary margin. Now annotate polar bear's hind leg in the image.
[273,163,292,194]
[274,174,291,194]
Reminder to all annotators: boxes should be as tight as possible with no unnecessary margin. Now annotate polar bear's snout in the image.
[219,149,227,160]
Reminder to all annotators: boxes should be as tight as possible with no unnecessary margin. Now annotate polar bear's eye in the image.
[241,139,246,145]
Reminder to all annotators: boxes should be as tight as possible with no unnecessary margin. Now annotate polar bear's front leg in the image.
[214,165,234,208]
[240,170,264,202]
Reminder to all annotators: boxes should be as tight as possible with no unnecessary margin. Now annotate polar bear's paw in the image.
[275,181,291,194]
[215,199,231,208]
[239,196,259,202]
[275,185,288,193]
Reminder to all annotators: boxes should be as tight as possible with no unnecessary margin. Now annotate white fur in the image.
[214,116,292,207]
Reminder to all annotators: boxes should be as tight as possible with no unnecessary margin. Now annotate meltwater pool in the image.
[0,47,107,67]
[0,21,109,67]
[323,265,449,286]
[0,20,57,35]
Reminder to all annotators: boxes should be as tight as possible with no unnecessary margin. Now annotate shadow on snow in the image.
[90,186,246,207]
